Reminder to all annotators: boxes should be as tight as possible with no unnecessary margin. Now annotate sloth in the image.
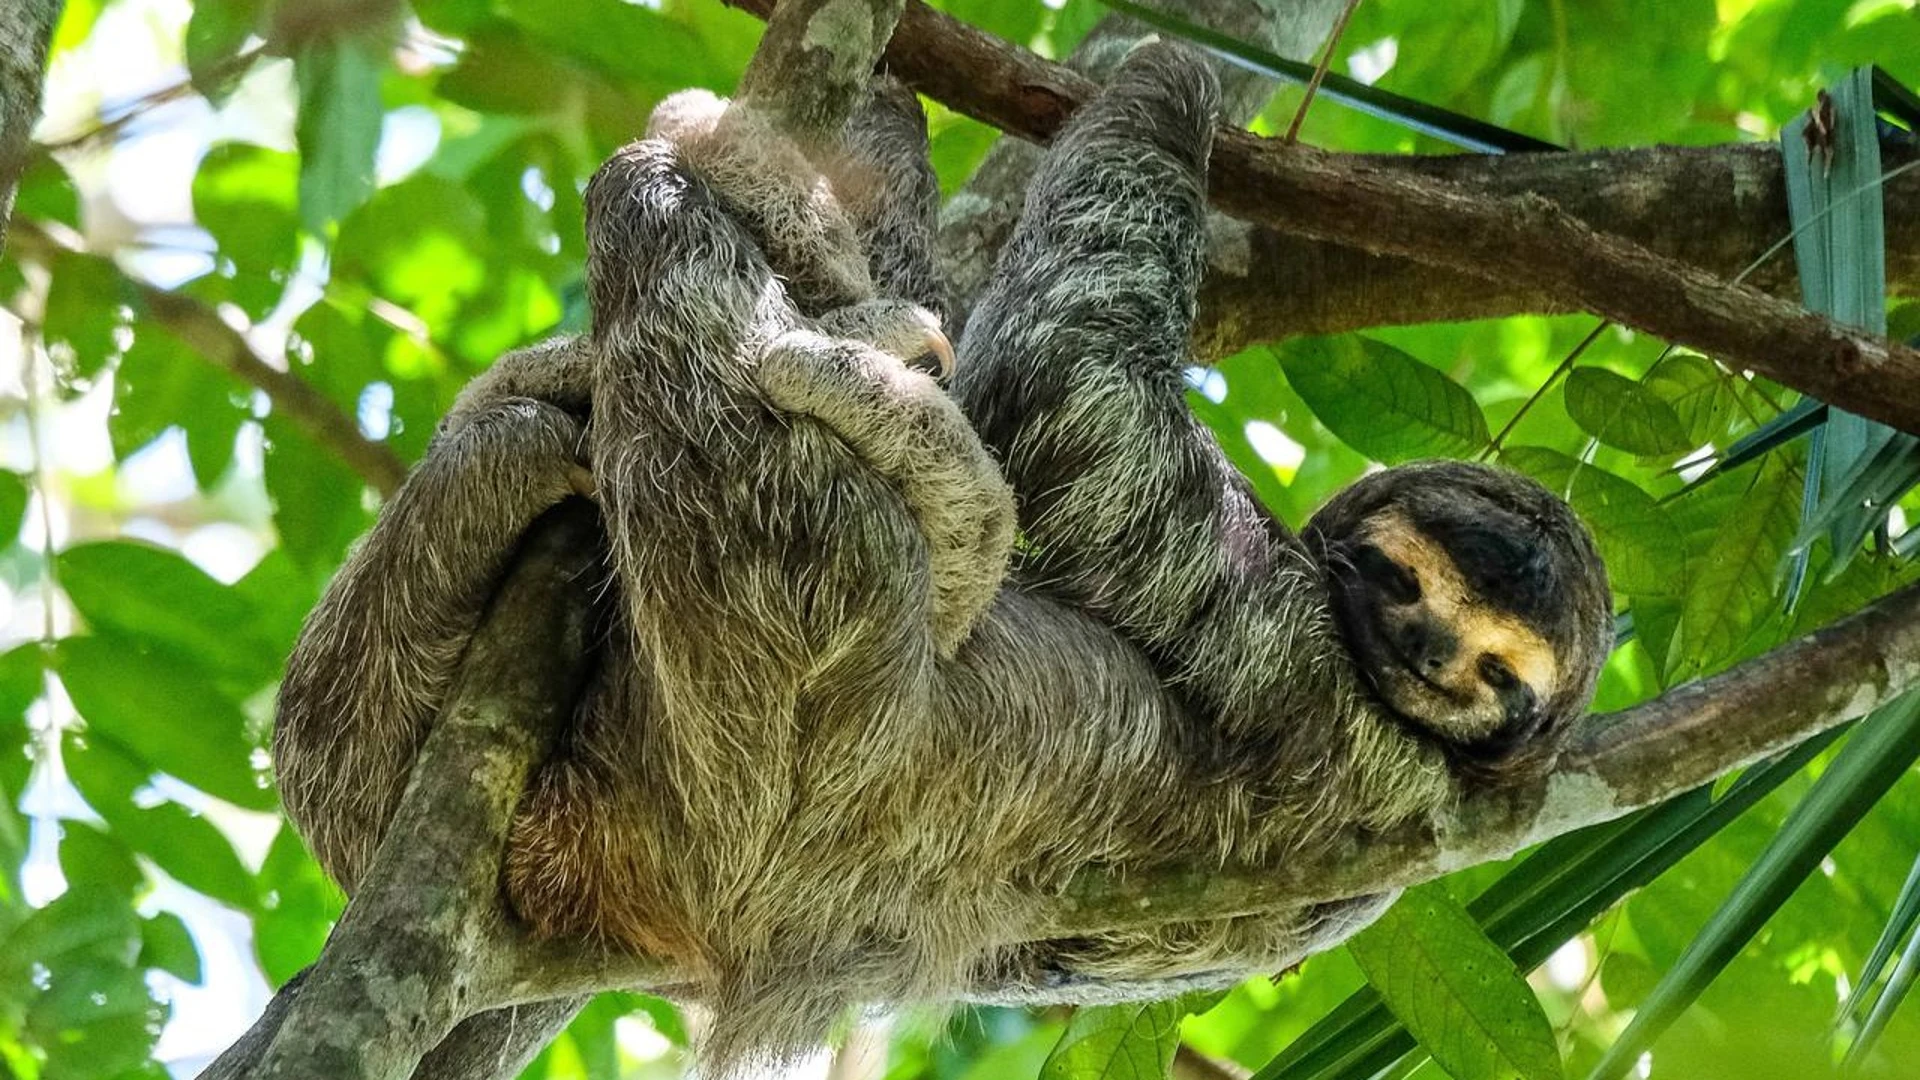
[271,43,1612,1075]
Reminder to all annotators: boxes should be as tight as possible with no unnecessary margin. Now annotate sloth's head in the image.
[1303,461,1612,779]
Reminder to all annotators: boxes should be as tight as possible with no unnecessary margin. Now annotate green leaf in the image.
[0,469,29,549]
[13,154,81,228]
[1846,852,1920,1033]
[1348,883,1562,1080]
[1040,997,1199,1080]
[294,38,385,232]
[1499,447,1679,598]
[1278,337,1489,463]
[42,251,133,389]
[1672,457,1798,677]
[252,825,340,985]
[108,321,247,489]
[1641,353,1739,447]
[57,820,143,899]
[138,912,202,984]
[63,733,260,912]
[263,415,375,571]
[1562,368,1692,457]
[57,540,279,686]
[55,635,273,811]
[192,142,300,318]
[184,0,262,101]
[1589,692,1920,1080]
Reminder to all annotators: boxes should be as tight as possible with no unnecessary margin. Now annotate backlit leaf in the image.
[1278,337,1489,463]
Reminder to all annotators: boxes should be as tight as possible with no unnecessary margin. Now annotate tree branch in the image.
[932,0,1355,307]
[727,0,1920,433]
[210,503,601,1079]
[5,220,408,495]
[738,0,906,148]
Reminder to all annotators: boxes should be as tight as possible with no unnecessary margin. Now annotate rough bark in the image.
[0,0,60,260]
[203,504,601,1080]
[931,0,1351,306]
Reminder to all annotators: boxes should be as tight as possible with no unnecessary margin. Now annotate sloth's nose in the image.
[1398,619,1458,675]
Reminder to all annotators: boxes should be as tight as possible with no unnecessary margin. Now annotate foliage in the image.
[0,0,1918,1077]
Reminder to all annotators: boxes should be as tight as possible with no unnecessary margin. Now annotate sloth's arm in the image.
[272,396,589,891]
[758,324,1011,654]
[955,43,1255,646]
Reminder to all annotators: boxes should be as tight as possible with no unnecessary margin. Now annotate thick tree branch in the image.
[6,220,408,495]
[210,504,601,1079]
[1195,142,1920,353]
[728,0,1920,433]
[738,0,906,147]
[933,0,1352,306]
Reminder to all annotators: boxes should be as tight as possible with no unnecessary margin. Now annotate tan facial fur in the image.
[1359,512,1559,742]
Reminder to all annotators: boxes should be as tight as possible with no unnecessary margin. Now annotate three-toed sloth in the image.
[273,43,1612,1075]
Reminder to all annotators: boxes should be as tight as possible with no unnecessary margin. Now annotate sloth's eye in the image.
[1478,655,1518,691]
[1355,544,1421,605]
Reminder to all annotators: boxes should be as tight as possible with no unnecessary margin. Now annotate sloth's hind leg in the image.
[758,322,1013,655]
[273,396,589,892]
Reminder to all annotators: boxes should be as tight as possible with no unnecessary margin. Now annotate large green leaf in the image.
[1562,368,1692,457]
[62,733,260,913]
[294,37,385,232]
[108,321,248,490]
[1348,884,1561,1080]
[1040,996,1209,1080]
[1278,338,1489,463]
[252,825,341,985]
[57,540,280,686]
[55,635,272,811]
[1671,458,1799,677]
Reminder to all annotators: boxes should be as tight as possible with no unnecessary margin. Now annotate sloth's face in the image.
[1324,506,1564,750]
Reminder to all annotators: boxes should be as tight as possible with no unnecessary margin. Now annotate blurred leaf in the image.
[56,820,142,900]
[1846,852,1920,1033]
[499,0,715,94]
[56,635,272,811]
[1500,447,1682,597]
[108,321,247,489]
[138,912,202,984]
[263,415,375,572]
[192,142,299,317]
[13,155,80,228]
[62,733,259,912]
[294,37,385,232]
[184,0,262,101]
[57,540,279,686]
[1040,996,1206,1080]
[42,251,133,389]
[1278,338,1489,463]
[0,469,28,549]
[1563,368,1692,457]
[1349,883,1561,1080]
[1589,691,1920,1080]
[253,825,340,985]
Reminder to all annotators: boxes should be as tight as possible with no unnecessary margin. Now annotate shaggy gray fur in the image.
[273,49,1611,1076]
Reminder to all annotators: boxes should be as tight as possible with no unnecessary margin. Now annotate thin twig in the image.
[1282,0,1363,144]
